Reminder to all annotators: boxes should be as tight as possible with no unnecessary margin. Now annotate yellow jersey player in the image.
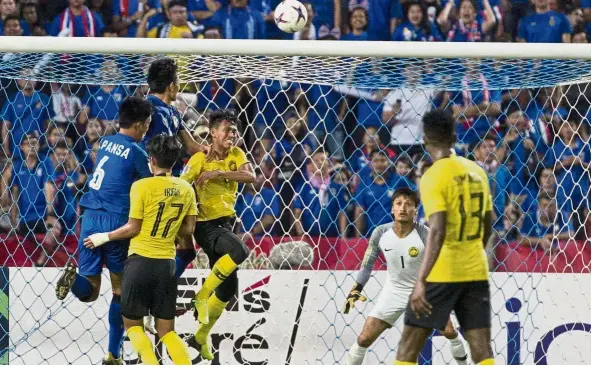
[395,110,495,365]
[84,134,197,365]
[180,109,255,360]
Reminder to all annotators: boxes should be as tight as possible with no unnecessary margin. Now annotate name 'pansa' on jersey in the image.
[80,133,152,216]
[358,222,428,293]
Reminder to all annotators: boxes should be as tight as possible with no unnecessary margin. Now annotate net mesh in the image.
[0,50,590,365]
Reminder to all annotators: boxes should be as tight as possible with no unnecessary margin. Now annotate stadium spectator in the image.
[293,149,348,238]
[293,2,316,40]
[2,133,50,240]
[347,126,396,176]
[566,5,585,30]
[20,3,44,36]
[341,2,368,41]
[81,83,129,125]
[448,65,502,151]
[50,83,82,127]
[348,0,402,41]
[1,68,51,159]
[547,119,590,225]
[235,170,280,239]
[383,64,435,156]
[2,14,22,36]
[89,0,114,28]
[392,0,442,41]
[0,0,17,36]
[437,0,496,41]
[517,0,572,43]
[504,0,530,41]
[44,141,85,236]
[308,0,341,30]
[473,134,512,233]
[495,102,538,199]
[187,0,223,28]
[112,0,161,37]
[518,191,573,253]
[394,154,413,179]
[49,0,105,37]
[353,149,413,237]
[582,0,591,38]
[137,0,203,38]
[40,125,67,157]
[272,111,313,185]
[571,25,589,42]
[74,118,104,161]
[248,0,275,37]
[211,0,266,39]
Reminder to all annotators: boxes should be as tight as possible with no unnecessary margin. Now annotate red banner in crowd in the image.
[0,234,590,273]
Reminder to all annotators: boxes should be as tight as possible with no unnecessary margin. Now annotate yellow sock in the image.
[394,361,417,365]
[161,331,191,365]
[477,358,495,365]
[127,326,158,365]
[195,293,228,344]
[197,254,237,299]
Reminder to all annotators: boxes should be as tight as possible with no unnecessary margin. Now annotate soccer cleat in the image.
[55,262,77,300]
[101,352,124,365]
[193,296,209,325]
[185,335,214,361]
[143,315,157,335]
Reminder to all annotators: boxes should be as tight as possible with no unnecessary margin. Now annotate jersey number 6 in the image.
[458,192,484,241]
[89,156,109,190]
[151,202,184,238]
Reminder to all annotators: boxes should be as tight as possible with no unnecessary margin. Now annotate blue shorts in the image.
[78,209,129,277]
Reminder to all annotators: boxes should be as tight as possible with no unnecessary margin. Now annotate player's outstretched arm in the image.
[83,218,143,249]
[343,224,388,314]
[176,215,196,249]
[178,130,210,155]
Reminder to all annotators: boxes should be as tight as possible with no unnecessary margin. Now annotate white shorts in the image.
[368,287,410,326]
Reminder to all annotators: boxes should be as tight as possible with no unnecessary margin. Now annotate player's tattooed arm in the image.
[83,218,143,249]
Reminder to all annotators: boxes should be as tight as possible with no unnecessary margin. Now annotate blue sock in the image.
[108,294,124,359]
[70,273,93,300]
[175,249,196,278]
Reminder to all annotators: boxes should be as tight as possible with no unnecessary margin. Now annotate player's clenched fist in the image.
[342,284,367,314]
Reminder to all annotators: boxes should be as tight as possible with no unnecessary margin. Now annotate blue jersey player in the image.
[143,57,208,175]
[55,96,153,365]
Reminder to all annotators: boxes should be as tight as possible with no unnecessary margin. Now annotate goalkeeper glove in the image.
[342,283,367,314]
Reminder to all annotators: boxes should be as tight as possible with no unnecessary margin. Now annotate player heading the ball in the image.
[84,134,198,365]
[344,187,468,365]
[180,109,256,360]
[395,110,495,365]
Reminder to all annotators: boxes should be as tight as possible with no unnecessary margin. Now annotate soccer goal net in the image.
[0,37,590,365]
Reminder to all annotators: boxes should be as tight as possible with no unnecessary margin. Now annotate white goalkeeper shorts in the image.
[368,288,410,326]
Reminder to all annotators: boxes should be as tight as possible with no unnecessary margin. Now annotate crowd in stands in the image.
[0,0,590,270]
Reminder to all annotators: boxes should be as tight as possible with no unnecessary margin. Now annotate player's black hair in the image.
[422,109,456,146]
[147,134,184,169]
[118,96,153,129]
[147,57,178,94]
[391,187,420,208]
[209,108,241,130]
[167,0,187,9]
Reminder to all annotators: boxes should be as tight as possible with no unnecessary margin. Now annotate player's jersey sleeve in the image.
[419,165,448,218]
[129,180,146,219]
[414,222,429,245]
[180,153,205,184]
[231,147,249,169]
[132,144,152,179]
[355,223,391,287]
[183,182,198,217]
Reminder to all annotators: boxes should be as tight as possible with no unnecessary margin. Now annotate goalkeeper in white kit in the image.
[343,188,469,365]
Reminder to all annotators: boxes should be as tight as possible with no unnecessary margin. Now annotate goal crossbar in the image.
[0,36,590,60]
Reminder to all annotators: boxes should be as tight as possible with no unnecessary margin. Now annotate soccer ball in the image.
[274,0,308,33]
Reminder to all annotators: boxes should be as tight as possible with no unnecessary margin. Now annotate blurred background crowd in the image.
[0,0,590,271]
